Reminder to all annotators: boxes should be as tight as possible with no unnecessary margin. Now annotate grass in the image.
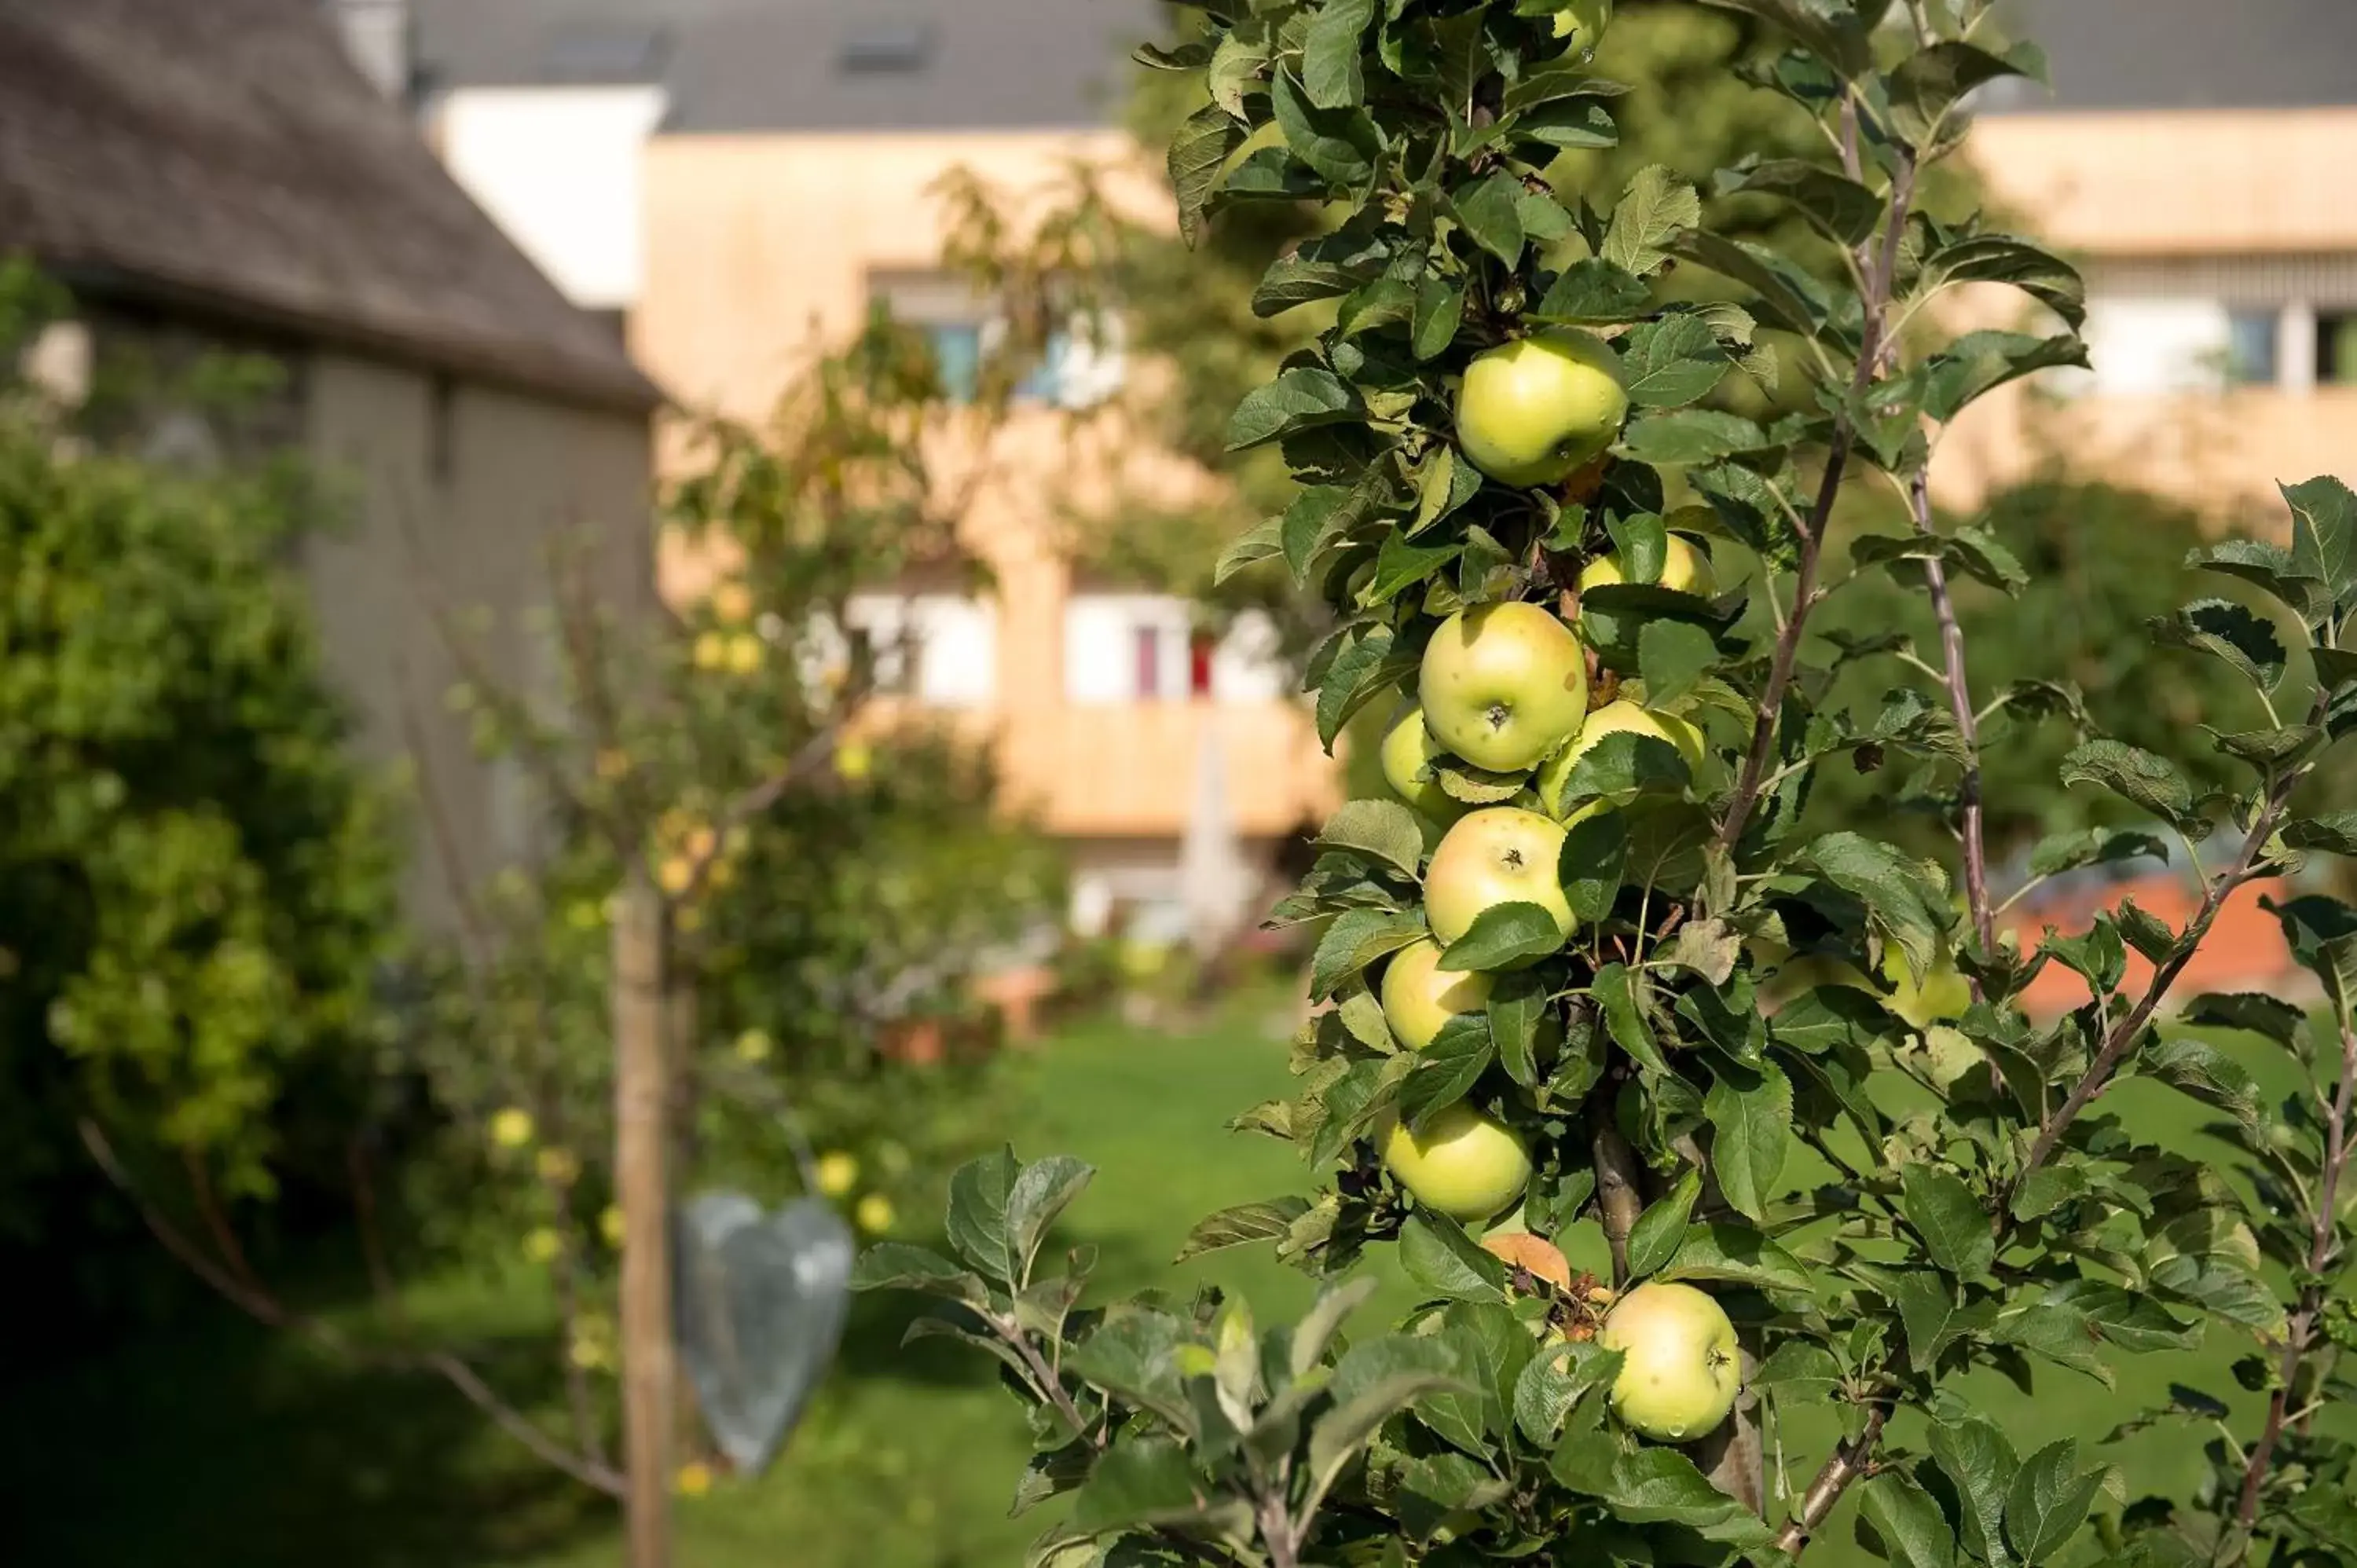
[2,991,2343,1566]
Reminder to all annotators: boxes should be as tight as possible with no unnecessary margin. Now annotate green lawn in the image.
[1,995,2336,1566]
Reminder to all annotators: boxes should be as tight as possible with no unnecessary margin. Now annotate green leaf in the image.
[1229,365,1361,450]
[1365,529,1462,605]
[1177,1198,1314,1262]
[1310,907,1428,1000]
[1558,808,1630,924]
[1750,1339,1840,1394]
[1805,831,1950,984]
[1593,962,1670,1075]
[1893,1271,1988,1374]
[1318,798,1426,879]
[1930,1415,2018,1568]
[1552,730,1692,810]
[1291,1275,1380,1379]
[947,1145,1021,1284]
[1487,970,1549,1088]
[850,1242,989,1305]
[1704,1063,1791,1221]
[1168,104,1241,250]
[1399,1211,1509,1303]
[1619,314,1730,409]
[1453,170,1527,268]
[1659,1224,1813,1294]
[1397,1013,1494,1129]
[1006,1156,1094,1287]
[2180,991,2306,1044]
[2059,738,2197,828]
[1589,1447,1777,1546]
[1887,39,2043,145]
[1072,1438,1213,1532]
[1439,900,1565,972]
[1670,229,1831,335]
[1530,258,1651,324]
[1715,157,1879,245]
[2004,1439,2104,1563]
[1068,1310,1194,1430]
[1513,1339,1618,1445]
[1270,66,1379,185]
[1637,619,1718,709]
[2286,811,2357,855]
[1617,408,1772,466]
[1214,516,1284,585]
[1921,332,2088,423]
[1301,0,1376,108]
[1601,164,1699,277]
[1916,233,2086,328]
[1413,277,1464,361]
[2154,598,2286,690]
[2138,1035,2263,1127]
[1769,984,1893,1055]
[1318,627,1414,749]
[1901,1164,1995,1281]
[1860,1468,1959,1568]
[1628,1167,1703,1277]
[2025,826,2168,879]
[2284,474,2357,616]
[1306,1370,1469,1513]
[1689,0,1871,76]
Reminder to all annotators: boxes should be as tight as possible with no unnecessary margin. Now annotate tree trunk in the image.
[613,867,673,1568]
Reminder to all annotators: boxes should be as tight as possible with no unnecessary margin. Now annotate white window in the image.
[2077,297,2232,395]
[843,592,996,707]
[1063,596,1287,705]
[871,270,1124,409]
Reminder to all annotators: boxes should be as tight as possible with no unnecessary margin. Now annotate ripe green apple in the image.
[1534,698,1707,816]
[1580,533,1720,598]
[1380,937,1495,1051]
[1455,329,1629,489]
[1600,1280,1742,1442]
[1380,1102,1532,1222]
[1379,704,1467,826]
[1425,807,1575,957]
[1881,945,1972,1029]
[1419,601,1589,773]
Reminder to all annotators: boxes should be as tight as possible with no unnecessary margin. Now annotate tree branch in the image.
[82,1119,625,1497]
[2234,1001,2357,1528]
[1717,149,1919,854]
[1776,1403,1888,1555]
[1590,1103,1645,1288]
[2014,761,2305,1188]
[1908,468,1995,954]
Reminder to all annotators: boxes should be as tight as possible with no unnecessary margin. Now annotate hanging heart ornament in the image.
[673,1190,854,1474]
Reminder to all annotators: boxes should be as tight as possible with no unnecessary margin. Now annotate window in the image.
[2319,313,2357,386]
[2227,309,2280,387]
[870,271,1121,408]
[427,371,457,488]
[842,592,996,707]
[1064,597,1286,704]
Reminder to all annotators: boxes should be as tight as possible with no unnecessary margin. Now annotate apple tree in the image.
[858,3,2357,1564]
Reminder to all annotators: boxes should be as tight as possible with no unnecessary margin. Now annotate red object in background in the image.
[1189,631,1215,698]
[2004,873,2303,1017]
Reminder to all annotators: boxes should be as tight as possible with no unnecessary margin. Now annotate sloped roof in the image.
[1995,0,2357,112]
[0,0,660,412]
[411,0,1163,133]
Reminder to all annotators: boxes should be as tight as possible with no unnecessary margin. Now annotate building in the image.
[0,0,662,929]
[1945,0,2357,518]
[408,0,1338,945]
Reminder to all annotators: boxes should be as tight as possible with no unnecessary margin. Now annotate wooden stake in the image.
[613,864,673,1568]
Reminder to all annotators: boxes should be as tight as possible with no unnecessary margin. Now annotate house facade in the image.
[1942,0,2357,518]
[410,0,1336,943]
[0,0,661,930]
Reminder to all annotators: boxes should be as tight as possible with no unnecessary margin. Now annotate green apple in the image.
[1426,807,1575,957]
[1379,705,1467,826]
[1580,533,1719,599]
[1381,937,1495,1051]
[1419,601,1589,773]
[1380,1103,1532,1222]
[1882,945,1971,1029]
[1600,1281,1742,1442]
[1455,329,1629,489]
[1534,698,1707,816]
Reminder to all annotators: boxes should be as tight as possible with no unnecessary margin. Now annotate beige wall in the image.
[302,350,654,929]
[636,129,1339,854]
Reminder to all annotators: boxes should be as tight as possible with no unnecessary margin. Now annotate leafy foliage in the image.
[864,5,2357,1566]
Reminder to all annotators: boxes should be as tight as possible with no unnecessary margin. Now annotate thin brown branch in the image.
[2015,763,2304,1187]
[1776,1403,1888,1555]
[82,1119,625,1497]
[2234,1003,2357,1528]
[1590,1104,1645,1288]
[1908,468,1996,955]
[1717,152,1919,854]
[182,1147,265,1299]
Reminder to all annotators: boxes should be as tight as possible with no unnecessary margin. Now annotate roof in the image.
[1992,0,2357,112]
[0,0,660,412]
[411,0,1163,133]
